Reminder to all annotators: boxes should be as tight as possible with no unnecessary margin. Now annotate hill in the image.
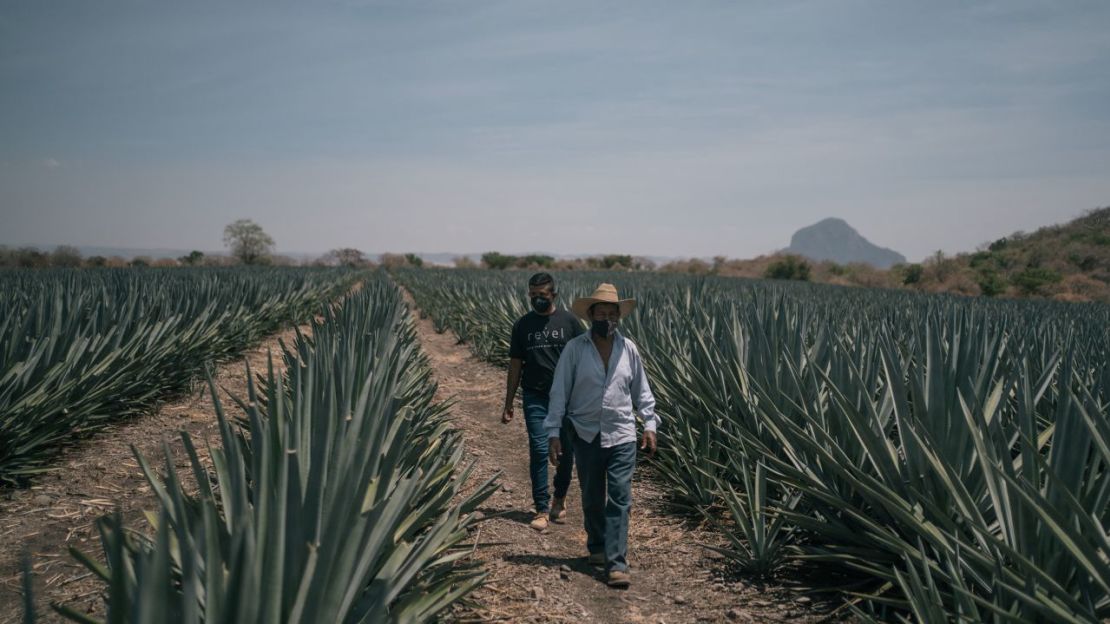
[786,218,906,269]
[665,207,1109,304]
[932,207,1110,302]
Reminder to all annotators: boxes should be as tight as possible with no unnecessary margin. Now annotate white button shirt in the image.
[544,330,659,448]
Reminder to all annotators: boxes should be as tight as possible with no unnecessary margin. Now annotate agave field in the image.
[397,268,1110,623]
[0,267,356,484]
[6,270,498,622]
[36,275,498,623]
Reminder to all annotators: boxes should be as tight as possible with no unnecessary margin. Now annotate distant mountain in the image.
[786,218,906,269]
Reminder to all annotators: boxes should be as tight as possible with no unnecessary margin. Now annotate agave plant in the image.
[47,277,498,623]
[0,267,357,484]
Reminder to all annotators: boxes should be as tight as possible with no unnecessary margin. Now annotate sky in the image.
[2,0,1109,262]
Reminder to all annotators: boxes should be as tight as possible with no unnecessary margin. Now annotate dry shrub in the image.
[921,269,980,297]
[1052,274,1110,303]
[659,258,712,274]
[945,272,982,296]
[720,256,776,278]
[836,263,896,289]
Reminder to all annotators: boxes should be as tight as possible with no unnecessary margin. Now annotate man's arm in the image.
[504,320,525,423]
[502,358,523,422]
[545,344,576,437]
[629,345,659,456]
[545,344,575,465]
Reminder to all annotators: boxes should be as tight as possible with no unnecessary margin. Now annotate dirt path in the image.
[407,297,836,624]
[0,323,313,622]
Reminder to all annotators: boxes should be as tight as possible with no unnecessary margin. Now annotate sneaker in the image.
[607,570,631,588]
[587,552,605,567]
[549,497,567,523]
[529,513,549,531]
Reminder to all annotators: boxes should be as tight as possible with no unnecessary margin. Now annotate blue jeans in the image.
[573,432,637,573]
[523,390,574,513]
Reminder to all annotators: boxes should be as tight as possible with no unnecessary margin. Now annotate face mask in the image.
[530,296,552,313]
[591,319,616,338]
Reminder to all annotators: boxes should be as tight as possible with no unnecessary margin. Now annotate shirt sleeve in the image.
[628,343,659,433]
[508,318,525,360]
[545,341,576,438]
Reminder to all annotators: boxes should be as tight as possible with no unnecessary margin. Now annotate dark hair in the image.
[528,272,555,290]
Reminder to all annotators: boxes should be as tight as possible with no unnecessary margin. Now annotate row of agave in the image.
[396,268,1110,623]
[27,273,498,622]
[0,267,357,484]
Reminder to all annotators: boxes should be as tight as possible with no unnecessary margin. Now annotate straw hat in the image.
[571,283,637,320]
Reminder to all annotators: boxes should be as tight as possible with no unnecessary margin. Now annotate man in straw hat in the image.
[545,283,658,588]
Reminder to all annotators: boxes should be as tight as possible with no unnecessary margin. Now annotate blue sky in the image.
[2,0,1109,261]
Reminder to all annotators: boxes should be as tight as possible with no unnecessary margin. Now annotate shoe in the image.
[529,513,549,531]
[587,552,605,567]
[549,497,567,523]
[607,570,631,588]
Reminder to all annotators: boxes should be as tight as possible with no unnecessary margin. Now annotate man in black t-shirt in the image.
[502,272,583,531]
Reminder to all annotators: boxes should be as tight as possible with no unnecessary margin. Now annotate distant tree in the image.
[50,245,83,268]
[764,255,811,281]
[1012,267,1062,296]
[86,255,108,267]
[326,248,370,268]
[379,253,408,269]
[453,256,478,269]
[404,253,425,268]
[1067,252,1098,272]
[481,252,516,270]
[925,250,956,282]
[600,255,633,270]
[518,254,554,268]
[899,263,924,285]
[15,247,49,268]
[968,251,993,268]
[977,269,1007,297]
[223,219,275,265]
[659,258,711,274]
[130,256,151,268]
[179,250,206,266]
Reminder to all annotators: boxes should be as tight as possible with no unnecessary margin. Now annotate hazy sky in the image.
[2,1,1109,261]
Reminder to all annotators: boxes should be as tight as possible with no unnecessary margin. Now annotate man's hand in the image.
[549,437,562,466]
[501,407,514,424]
[640,430,657,457]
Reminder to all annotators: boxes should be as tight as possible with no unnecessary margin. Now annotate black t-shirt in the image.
[509,308,583,395]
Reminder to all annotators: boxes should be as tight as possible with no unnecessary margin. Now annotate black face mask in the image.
[591,319,616,338]
[530,296,552,313]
